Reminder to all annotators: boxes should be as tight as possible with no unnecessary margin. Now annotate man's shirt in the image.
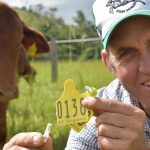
[65,79,150,150]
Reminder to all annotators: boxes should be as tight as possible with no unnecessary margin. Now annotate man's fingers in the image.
[3,132,44,150]
[41,136,53,150]
[98,136,126,150]
[6,145,29,150]
[83,97,138,116]
[95,112,132,128]
[97,124,132,139]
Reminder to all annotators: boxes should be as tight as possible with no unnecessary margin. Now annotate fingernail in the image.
[82,97,92,107]
[3,144,8,150]
[83,97,93,104]
[82,98,88,106]
[33,134,41,144]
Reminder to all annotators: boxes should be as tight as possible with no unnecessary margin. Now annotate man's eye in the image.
[117,48,137,60]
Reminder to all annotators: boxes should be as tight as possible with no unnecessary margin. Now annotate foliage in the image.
[7,60,114,150]
[15,5,101,60]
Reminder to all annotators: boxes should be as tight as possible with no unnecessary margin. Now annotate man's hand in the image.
[83,97,148,150]
[3,132,53,150]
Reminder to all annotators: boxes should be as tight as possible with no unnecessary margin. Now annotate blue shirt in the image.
[65,79,150,150]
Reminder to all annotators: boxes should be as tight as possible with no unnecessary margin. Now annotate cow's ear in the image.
[22,26,50,56]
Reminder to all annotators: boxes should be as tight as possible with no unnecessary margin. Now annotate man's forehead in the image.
[113,16,150,32]
[108,16,150,44]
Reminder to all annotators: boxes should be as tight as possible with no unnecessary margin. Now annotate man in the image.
[3,0,150,149]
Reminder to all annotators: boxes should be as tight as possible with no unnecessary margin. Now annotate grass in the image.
[7,60,114,150]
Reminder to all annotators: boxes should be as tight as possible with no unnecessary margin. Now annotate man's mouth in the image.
[143,82,150,87]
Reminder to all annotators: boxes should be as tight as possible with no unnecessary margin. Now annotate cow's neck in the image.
[0,102,8,149]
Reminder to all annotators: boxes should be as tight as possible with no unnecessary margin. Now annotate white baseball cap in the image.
[93,0,150,48]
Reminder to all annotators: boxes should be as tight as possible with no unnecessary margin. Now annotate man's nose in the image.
[139,54,150,73]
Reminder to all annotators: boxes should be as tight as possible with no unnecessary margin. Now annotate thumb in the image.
[41,136,53,150]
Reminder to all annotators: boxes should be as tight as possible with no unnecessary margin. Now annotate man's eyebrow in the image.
[117,46,137,53]
[114,46,138,60]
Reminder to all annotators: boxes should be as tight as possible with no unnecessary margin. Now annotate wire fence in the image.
[48,37,100,44]
[49,37,101,82]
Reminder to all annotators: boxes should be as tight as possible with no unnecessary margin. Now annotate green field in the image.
[7,60,114,150]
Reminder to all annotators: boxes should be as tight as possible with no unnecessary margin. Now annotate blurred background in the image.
[2,0,95,24]
[1,0,114,149]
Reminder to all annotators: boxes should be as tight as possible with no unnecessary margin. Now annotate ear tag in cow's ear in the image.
[27,43,37,57]
[56,79,97,132]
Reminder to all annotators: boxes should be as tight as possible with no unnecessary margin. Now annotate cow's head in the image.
[0,2,50,102]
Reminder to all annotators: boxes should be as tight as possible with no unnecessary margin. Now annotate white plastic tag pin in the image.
[43,123,52,142]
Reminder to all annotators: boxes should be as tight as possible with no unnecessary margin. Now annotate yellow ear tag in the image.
[56,79,97,132]
[69,86,97,132]
[27,43,37,57]
[69,108,93,132]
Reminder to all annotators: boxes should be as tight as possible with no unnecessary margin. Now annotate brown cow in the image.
[0,2,50,148]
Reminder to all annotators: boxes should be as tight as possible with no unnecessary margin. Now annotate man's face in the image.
[107,16,150,108]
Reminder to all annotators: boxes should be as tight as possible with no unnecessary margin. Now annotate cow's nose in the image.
[0,88,18,101]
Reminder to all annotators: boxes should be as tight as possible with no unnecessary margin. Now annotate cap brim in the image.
[103,10,150,49]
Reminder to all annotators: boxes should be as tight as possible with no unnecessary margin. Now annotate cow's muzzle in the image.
[0,88,18,102]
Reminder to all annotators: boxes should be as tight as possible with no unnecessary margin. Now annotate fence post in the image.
[50,40,57,82]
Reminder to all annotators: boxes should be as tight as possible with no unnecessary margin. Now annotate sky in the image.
[0,0,96,24]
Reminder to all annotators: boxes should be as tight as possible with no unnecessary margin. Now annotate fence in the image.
[49,37,100,82]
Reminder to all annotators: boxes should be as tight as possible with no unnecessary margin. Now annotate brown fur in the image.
[0,2,50,148]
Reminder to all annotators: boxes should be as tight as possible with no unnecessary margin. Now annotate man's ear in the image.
[101,49,116,75]
[101,49,111,69]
